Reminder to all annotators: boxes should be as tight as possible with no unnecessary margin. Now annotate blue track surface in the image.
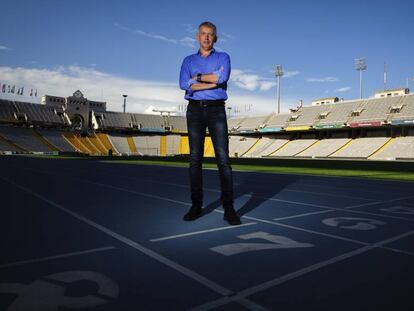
[0,155,413,310]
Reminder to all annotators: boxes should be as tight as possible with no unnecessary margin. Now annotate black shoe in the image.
[224,207,241,225]
[183,206,202,221]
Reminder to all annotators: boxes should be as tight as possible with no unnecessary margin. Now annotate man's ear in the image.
[213,35,218,43]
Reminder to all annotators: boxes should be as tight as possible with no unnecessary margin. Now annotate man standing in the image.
[179,21,241,225]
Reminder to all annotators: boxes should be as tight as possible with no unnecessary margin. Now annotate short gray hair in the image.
[198,21,217,36]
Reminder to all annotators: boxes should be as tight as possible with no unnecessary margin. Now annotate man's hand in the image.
[192,67,224,84]
[190,83,217,91]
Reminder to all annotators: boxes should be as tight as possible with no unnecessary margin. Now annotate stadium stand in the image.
[286,105,328,128]
[330,137,391,158]
[243,137,277,157]
[3,91,414,160]
[369,136,414,160]
[227,117,246,132]
[270,139,318,157]
[126,136,138,155]
[146,136,161,155]
[348,96,402,123]
[166,135,180,155]
[236,115,269,132]
[296,138,351,158]
[132,136,146,155]
[258,138,290,157]
[0,125,53,152]
[36,128,76,152]
[169,116,187,132]
[262,113,291,131]
[0,134,23,152]
[31,128,60,152]
[178,136,190,154]
[132,135,161,155]
[78,136,101,155]
[88,132,109,154]
[228,136,259,157]
[14,101,64,126]
[0,99,17,122]
[63,132,90,153]
[108,134,132,155]
[96,133,118,155]
[203,136,215,157]
[315,99,362,128]
[98,111,133,129]
[390,93,414,122]
[131,113,164,131]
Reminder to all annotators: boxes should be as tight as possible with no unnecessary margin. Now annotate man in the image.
[179,21,241,225]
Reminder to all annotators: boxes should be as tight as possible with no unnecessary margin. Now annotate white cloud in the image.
[221,32,235,40]
[226,93,297,117]
[306,77,338,82]
[179,37,197,48]
[115,23,197,48]
[259,81,276,91]
[267,69,300,79]
[335,86,351,92]
[283,70,300,78]
[183,23,197,34]
[230,69,275,91]
[0,45,11,50]
[0,65,297,115]
[0,65,183,112]
[143,105,177,115]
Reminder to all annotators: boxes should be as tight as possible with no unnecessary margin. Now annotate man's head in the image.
[197,21,217,51]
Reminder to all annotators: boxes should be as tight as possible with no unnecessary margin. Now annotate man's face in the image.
[197,26,216,50]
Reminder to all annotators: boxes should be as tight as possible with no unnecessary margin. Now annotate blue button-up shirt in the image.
[179,49,231,101]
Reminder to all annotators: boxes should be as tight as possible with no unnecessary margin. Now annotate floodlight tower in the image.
[275,65,284,114]
[355,58,367,99]
[122,94,128,113]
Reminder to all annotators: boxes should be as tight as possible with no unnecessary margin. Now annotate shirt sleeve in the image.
[216,53,231,85]
[179,56,194,92]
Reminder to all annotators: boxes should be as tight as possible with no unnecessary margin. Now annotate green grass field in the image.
[98,159,414,182]
[21,154,414,182]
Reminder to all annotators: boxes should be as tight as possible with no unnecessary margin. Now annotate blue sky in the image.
[1,0,414,115]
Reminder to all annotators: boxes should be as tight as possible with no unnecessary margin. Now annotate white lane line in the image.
[7,168,410,247]
[124,175,375,207]
[4,168,413,250]
[190,229,414,311]
[285,188,373,201]
[106,174,414,222]
[343,200,383,209]
[106,171,375,202]
[0,246,115,269]
[18,166,414,223]
[22,165,336,210]
[93,174,414,223]
[273,210,334,221]
[345,195,414,209]
[150,222,257,242]
[381,246,414,257]
[241,215,369,246]
[0,176,267,311]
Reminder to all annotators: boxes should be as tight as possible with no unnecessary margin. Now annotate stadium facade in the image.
[1,88,414,160]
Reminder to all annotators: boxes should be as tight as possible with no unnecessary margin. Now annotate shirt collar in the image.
[197,48,216,57]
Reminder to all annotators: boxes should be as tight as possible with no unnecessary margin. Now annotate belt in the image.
[188,100,225,106]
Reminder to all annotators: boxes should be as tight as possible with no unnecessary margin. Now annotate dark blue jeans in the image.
[186,101,234,209]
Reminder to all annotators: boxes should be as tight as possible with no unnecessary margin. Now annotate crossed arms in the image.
[179,53,231,93]
[189,72,222,91]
